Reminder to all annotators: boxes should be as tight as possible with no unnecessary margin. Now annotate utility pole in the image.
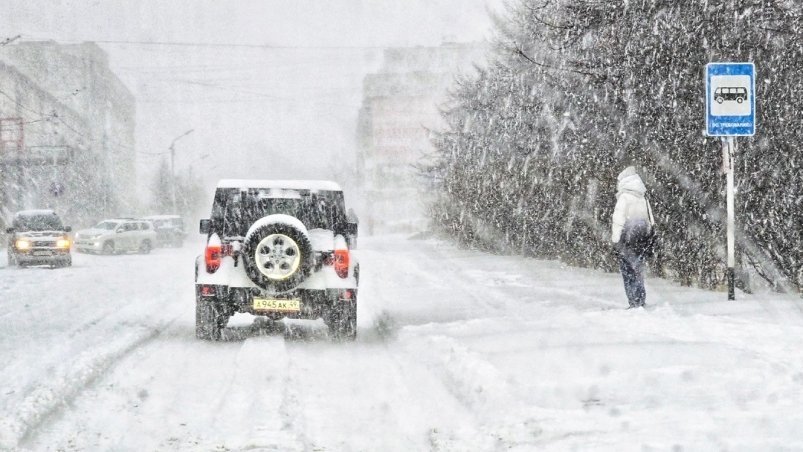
[168,129,194,213]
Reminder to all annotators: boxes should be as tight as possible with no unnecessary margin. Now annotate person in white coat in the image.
[611,166,655,308]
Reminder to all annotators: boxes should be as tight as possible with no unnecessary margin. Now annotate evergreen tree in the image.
[150,159,172,214]
[431,0,803,290]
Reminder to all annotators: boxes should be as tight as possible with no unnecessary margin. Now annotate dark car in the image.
[6,210,72,268]
[142,215,186,247]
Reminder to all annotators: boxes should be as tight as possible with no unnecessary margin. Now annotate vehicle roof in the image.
[15,209,57,217]
[142,215,182,220]
[216,179,342,192]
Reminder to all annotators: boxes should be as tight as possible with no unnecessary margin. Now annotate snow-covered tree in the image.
[150,159,172,214]
[431,0,803,291]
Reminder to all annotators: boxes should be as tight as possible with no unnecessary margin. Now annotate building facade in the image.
[356,42,486,234]
[0,41,135,228]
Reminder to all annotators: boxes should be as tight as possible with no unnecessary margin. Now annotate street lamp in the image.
[168,128,194,213]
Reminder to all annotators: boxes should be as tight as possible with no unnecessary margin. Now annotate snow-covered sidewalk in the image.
[1,235,802,451]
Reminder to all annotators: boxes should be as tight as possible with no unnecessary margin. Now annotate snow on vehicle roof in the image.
[142,215,181,220]
[245,214,308,242]
[15,209,57,217]
[216,179,342,192]
[102,218,135,223]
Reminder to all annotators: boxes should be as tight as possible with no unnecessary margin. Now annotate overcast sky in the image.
[0,0,504,203]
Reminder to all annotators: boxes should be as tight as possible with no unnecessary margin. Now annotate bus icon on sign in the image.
[714,87,747,104]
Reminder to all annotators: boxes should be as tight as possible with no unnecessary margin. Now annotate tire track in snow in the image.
[277,347,310,451]
[5,320,173,450]
[357,239,506,331]
[203,336,307,451]
[401,334,545,450]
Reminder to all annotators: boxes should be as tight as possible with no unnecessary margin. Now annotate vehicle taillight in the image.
[200,285,216,297]
[206,243,222,273]
[334,248,349,279]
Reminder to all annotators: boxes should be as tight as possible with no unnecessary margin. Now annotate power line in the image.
[1,35,21,46]
[98,39,391,50]
[0,87,134,151]
[21,37,391,50]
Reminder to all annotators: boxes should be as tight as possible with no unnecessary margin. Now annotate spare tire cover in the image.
[243,215,313,292]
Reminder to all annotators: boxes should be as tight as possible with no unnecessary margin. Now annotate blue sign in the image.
[706,63,755,136]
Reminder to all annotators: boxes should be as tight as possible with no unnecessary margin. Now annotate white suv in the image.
[195,180,359,341]
[74,219,158,254]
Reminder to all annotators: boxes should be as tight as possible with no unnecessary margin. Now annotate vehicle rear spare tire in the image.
[243,220,313,292]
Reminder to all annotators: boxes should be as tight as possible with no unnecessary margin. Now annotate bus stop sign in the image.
[706,62,756,136]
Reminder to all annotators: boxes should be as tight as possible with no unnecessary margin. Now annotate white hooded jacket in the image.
[611,166,654,243]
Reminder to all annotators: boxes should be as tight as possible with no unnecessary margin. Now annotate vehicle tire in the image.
[327,300,357,341]
[139,240,152,255]
[102,241,115,255]
[737,97,743,104]
[196,297,223,341]
[242,220,313,292]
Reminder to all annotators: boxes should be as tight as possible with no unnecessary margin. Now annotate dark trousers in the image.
[619,254,646,307]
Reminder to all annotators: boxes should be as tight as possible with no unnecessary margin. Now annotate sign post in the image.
[706,62,756,300]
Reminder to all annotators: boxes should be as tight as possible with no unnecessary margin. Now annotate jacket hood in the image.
[617,166,646,196]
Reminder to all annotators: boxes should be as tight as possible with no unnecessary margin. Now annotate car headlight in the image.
[56,238,70,249]
[15,239,31,250]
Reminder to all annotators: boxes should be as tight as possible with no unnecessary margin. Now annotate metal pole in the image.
[726,137,736,300]
[167,128,193,214]
[170,143,176,213]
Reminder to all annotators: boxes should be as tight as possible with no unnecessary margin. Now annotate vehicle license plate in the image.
[253,298,300,312]
[33,251,51,256]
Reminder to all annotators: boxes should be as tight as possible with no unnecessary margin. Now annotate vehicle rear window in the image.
[13,214,63,231]
[211,188,347,237]
[95,221,120,230]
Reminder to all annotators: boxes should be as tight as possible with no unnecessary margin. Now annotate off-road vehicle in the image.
[195,180,359,341]
[74,219,157,254]
[6,209,72,268]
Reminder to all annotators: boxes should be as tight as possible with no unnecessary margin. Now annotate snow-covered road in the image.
[2,235,803,451]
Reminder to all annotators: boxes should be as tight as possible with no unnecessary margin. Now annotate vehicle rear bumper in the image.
[195,286,356,320]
